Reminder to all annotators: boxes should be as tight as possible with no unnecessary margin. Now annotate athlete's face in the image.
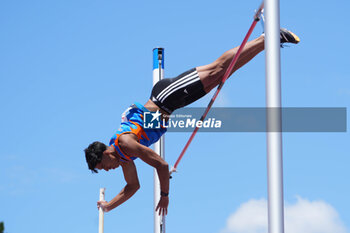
[96,151,120,171]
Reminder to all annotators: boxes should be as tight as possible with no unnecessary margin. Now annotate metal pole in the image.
[153,47,165,233]
[98,188,105,233]
[264,0,285,232]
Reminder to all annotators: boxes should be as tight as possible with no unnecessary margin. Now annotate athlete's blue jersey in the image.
[109,102,167,161]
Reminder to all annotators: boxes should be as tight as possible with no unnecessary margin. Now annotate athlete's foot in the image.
[261,28,300,47]
[280,28,300,45]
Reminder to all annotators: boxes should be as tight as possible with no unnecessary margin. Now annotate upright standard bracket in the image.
[99,188,105,233]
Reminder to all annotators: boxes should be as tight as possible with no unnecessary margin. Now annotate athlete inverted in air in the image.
[84,29,300,216]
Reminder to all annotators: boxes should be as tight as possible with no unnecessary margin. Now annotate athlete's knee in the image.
[203,61,226,84]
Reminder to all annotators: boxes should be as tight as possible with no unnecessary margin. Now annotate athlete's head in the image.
[84,141,107,173]
[85,141,120,173]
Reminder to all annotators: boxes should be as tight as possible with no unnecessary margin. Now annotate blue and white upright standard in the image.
[153,47,166,233]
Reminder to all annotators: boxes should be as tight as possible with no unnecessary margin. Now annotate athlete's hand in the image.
[156,196,169,216]
[97,200,110,212]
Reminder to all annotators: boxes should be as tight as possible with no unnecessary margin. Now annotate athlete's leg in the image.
[148,36,264,114]
[197,35,264,93]
[197,27,301,93]
[149,29,299,113]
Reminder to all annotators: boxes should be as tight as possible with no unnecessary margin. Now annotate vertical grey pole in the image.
[264,0,285,233]
[153,47,165,233]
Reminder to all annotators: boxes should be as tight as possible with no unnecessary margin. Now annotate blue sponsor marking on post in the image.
[153,48,164,70]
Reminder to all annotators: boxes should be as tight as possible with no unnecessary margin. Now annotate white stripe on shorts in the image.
[159,76,200,103]
[156,70,198,101]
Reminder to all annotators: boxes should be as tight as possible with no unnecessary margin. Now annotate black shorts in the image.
[150,68,207,114]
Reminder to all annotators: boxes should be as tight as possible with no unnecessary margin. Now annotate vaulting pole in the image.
[264,0,285,232]
[153,47,166,233]
[170,2,264,174]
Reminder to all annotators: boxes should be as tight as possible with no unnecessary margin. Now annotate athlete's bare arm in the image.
[119,133,170,216]
[97,161,140,212]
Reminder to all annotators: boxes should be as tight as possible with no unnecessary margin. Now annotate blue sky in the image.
[0,0,349,233]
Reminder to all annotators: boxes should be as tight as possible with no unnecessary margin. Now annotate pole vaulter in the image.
[84,0,300,224]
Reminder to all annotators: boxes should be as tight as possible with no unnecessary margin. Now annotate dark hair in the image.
[84,141,107,173]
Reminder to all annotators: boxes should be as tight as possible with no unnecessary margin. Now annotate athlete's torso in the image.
[109,102,167,162]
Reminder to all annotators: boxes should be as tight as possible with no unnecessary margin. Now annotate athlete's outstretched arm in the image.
[119,134,170,216]
[97,161,140,212]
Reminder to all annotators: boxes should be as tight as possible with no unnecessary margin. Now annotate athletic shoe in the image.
[280,28,300,44]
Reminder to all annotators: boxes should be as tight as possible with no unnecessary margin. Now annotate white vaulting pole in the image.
[264,0,285,233]
[99,188,105,233]
[153,47,166,233]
